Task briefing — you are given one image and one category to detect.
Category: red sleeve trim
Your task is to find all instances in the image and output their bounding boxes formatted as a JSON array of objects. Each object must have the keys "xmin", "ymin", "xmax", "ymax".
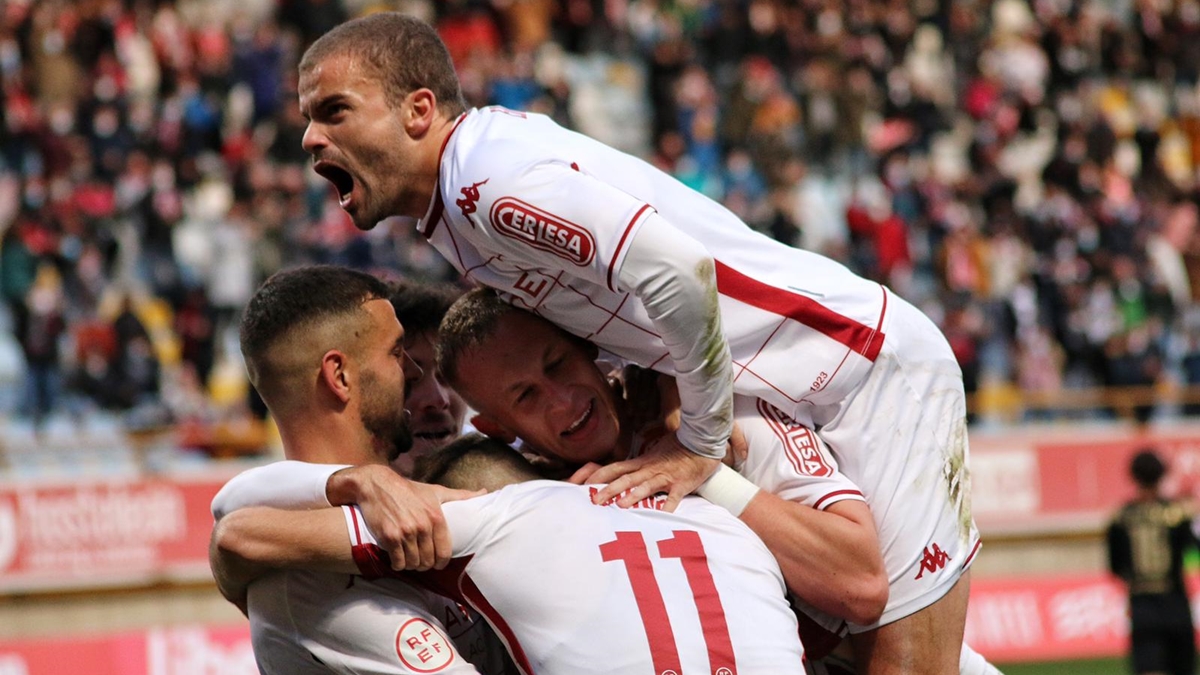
[
  {"xmin": 715, "ymin": 261, "xmax": 886, "ymax": 362},
  {"xmin": 351, "ymin": 543, "xmax": 393, "ymax": 580},
  {"xmin": 349, "ymin": 505, "xmax": 363, "ymax": 544},
  {"xmin": 813, "ymin": 489, "xmax": 864, "ymax": 511},
  {"xmin": 605, "ymin": 203, "xmax": 653, "ymax": 292}
]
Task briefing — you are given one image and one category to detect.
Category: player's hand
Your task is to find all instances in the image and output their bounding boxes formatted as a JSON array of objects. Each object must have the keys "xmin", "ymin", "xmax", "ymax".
[
  {"xmin": 326, "ymin": 464, "xmax": 482, "ymax": 571},
  {"xmin": 567, "ymin": 462, "xmax": 604, "ymax": 484},
  {"xmin": 586, "ymin": 434, "xmax": 720, "ymax": 512}
]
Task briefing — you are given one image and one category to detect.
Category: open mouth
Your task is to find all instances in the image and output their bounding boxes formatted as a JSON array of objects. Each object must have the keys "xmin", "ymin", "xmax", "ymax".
[
  {"xmin": 414, "ymin": 429, "xmax": 455, "ymax": 442},
  {"xmin": 313, "ymin": 160, "xmax": 355, "ymax": 207},
  {"xmin": 562, "ymin": 400, "xmax": 594, "ymax": 437}
]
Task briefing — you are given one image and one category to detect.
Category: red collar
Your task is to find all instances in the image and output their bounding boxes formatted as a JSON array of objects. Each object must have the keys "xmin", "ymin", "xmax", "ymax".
[{"xmin": 418, "ymin": 112, "xmax": 469, "ymax": 239}]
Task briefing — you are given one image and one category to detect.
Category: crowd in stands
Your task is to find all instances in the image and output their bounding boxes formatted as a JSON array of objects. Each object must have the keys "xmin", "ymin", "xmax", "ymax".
[{"xmin": 3, "ymin": 0, "xmax": 1200, "ymax": 433}]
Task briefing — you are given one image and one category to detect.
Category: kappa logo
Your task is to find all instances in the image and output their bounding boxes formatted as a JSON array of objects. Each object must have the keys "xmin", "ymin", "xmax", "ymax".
[
  {"xmin": 456, "ymin": 179, "xmax": 489, "ymax": 218},
  {"xmin": 914, "ymin": 543, "xmax": 951, "ymax": 580},
  {"xmin": 396, "ymin": 618, "xmax": 455, "ymax": 672},
  {"xmin": 490, "ymin": 197, "xmax": 596, "ymax": 266}
]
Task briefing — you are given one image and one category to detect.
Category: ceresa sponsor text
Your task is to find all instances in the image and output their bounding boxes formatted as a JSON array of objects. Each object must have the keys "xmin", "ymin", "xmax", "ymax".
[{"xmin": 489, "ymin": 197, "xmax": 596, "ymax": 266}]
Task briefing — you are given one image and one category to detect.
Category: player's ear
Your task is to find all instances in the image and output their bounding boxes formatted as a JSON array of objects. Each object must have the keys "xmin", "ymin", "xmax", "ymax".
[
  {"xmin": 404, "ymin": 88, "xmax": 437, "ymax": 136},
  {"xmin": 320, "ymin": 349, "xmax": 352, "ymax": 405},
  {"xmin": 471, "ymin": 413, "xmax": 517, "ymax": 444}
]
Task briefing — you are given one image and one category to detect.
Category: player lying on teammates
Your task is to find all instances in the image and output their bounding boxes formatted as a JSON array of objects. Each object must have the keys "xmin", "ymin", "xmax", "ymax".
[
  {"xmin": 298, "ymin": 13, "xmax": 977, "ymax": 674},
  {"xmin": 214, "ymin": 288, "xmax": 998, "ymax": 674},
  {"xmin": 208, "ymin": 266, "xmax": 511, "ymax": 675}
]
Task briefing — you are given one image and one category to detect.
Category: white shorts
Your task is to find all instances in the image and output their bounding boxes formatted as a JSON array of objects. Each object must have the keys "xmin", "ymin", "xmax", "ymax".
[{"xmin": 805, "ymin": 291, "xmax": 980, "ymax": 632}]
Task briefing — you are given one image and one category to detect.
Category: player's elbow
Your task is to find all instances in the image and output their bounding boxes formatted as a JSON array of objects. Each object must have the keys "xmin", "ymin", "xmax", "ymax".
[
  {"xmin": 211, "ymin": 509, "xmax": 267, "ymax": 565},
  {"xmin": 844, "ymin": 571, "xmax": 890, "ymax": 626}
]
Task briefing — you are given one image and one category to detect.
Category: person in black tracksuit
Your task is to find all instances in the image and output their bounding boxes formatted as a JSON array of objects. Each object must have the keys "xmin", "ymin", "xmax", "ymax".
[{"xmin": 1108, "ymin": 449, "xmax": 1198, "ymax": 675}]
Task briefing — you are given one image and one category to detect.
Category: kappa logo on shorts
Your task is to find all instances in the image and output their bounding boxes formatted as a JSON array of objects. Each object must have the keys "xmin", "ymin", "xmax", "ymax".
[
  {"xmin": 395, "ymin": 618, "xmax": 455, "ymax": 672},
  {"xmin": 490, "ymin": 197, "xmax": 596, "ymax": 266},
  {"xmin": 914, "ymin": 543, "xmax": 951, "ymax": 580}
]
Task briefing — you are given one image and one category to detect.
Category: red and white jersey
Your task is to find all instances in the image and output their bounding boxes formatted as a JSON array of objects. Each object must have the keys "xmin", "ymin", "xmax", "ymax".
[
  {"xmin": 214, "ymin": 463, "xmax": 510, "ymax": 675},
  {"xmin": 731, "ymin": 395, "xmax": 864, "ymax": 512},
  {"xmin": 347, "ymin": 481, "xmax": 805, "ymax": 675},
  {"xmin": 729, "ymin": 395, "xmax": 865, "ymax": 645},
  {"xmin": 248, "ymin": 570, "xmax": 504, "ymax": 675},
  {"xmin": 420, "ymin": 107, "xmax": 889, "ymax": 422}
]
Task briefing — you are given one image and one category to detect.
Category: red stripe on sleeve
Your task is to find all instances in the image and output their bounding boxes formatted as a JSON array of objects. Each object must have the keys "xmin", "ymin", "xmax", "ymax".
[
  {"xmin": 349, "ymin": 506, "xmax": 362, "ymax": 545},
  {"xmin": 606, "ymin": 204, "xmax": 653, "ymax": 292},
  {"xmin": 813, "ymin": 490, "xmax": 864, "ymax": 511},
  {"xmin": 714, "ymin": 261, "xmax": 885, "ymax": 361}
]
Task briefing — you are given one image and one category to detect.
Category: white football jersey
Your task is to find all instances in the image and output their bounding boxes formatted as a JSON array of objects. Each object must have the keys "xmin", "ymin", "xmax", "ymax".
[
  {"xmin": 729, "ymin": 395, "xmax": 864, "ymax": 645},
  {"xmin": 215, "ymin": 463, "xmax": 510, "ymax": 675},
  {"xmin": 731, "ymin": 395, "xmax": 864, "ymax": 511},
  {"xmin": 347, "ymin": 481, "xmax": 805, "ymax": 675},
  {"xmin": 420, "ymin": 107, "xmax": 889, "ymax": 423},
  {"xmin": 248, "ymin": 569, "xmax": 506, "ymax": 675}
]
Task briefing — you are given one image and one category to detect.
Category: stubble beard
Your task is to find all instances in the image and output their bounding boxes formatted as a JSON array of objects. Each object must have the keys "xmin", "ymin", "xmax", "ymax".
[{"xmin": 360, "ymin": 372, "xmax": 412, "ymax": 462}]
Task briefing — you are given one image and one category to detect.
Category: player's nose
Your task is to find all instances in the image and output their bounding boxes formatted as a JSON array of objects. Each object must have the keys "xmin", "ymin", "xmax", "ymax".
[
  {"xmin": 546, "ymin": 383, "xmax": 584, "ymax": 421},
  {"xmin": 302, "ymin": 121, "xmax": 328, "ymax": 154}
]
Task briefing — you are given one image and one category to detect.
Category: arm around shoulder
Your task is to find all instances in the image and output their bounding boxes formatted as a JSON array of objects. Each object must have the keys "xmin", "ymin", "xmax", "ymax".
[
  {"xmin": 740, "ymin": 492, "xmax": 888, "ymax": 625},
  {"xmin": 209, "ymin": 506, "xmax": 360, "ymax": 611}
]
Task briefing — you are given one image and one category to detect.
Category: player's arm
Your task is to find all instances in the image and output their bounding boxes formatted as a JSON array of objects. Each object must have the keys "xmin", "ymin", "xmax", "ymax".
[
  {"xmin": 589, "ymin": 216, "xmax": 733, "ymax": 510},
  {"xmin": 209, "ymin": 506, "xmax": 357, "ymax": 611},
  {"xmin": 211, "ymin": 460, "xmax": 346, "ymax": 519},
  {"xmin": 212, "ymin": 461, "xmax": 479, "ymax": 571},
  {"xmin": 740, "ymin": 489, "xmax": 888, "ymax": 625}
]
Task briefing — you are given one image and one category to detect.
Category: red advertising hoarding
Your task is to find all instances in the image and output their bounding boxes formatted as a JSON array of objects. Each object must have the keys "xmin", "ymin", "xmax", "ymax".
[
  {"xmin": 971, "ymin": 424, "xmax": 1200, "ymax": 533},
  {"xmin": 0, "ymin": 625, "xmax": 255, "ymax": 675},
  {"xmin": 0, "ymin": 473, "xmax": 235, "ymax": 592}
]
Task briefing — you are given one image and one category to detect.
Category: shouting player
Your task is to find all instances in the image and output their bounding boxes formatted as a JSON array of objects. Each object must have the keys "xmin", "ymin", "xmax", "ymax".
[{"xmin": 298, "ymin": 13, "xmax": 976, "ymax": 675}]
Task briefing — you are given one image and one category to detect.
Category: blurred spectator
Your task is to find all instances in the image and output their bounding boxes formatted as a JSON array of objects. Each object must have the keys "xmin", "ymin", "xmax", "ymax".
[
  {"xmin": 174, "ymin": 286, "xmax": 217, "ymax": 389},
  {"xmin": 19, "ymin": 264, "xmax": 65, "ymax": 430},
  {"xmin": 110, "ymin": 295, "xmax": 160, "ymax": 410}
]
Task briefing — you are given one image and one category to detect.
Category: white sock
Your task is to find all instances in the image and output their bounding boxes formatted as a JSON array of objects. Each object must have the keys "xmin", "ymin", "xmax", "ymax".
[{"xmin": 960, "ymin": 643, "xmax": 1004, "ymax": 675}]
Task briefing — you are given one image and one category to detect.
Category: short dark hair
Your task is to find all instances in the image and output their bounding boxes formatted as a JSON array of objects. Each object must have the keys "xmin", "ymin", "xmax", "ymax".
[
  {"xmin": 1130, "ymin": 449, "xmax": 1167, "ymax": 489},
  {"xmin": 389, "ymin": 281, "xmax": 463, "ymax": 340},
  {"xmin": 436, "ymin": 287, "xmax": 520, "ymax": 386},
  {"xmin": 413, "ymin": 433, "xmax": 540, "ymax": 491},
  {"xmin": 240, "ymin": 265, "xmax": 390, "ymax": 385},
  {"xmin": 300, "ymin": 13, "xmax": 466, "ymax": 117}
]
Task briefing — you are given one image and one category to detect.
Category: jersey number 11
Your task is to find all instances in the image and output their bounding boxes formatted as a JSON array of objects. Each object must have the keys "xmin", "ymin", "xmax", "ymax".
[{"xmin": 600, "ymin": 530, "xmax": 736, "ymax": 675}]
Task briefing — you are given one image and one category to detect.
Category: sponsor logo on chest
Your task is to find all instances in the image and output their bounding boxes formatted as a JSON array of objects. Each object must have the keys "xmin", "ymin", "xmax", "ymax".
[{"xmin": 489, "ymin": 197, "xmax": 596, "ymax": 266}]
